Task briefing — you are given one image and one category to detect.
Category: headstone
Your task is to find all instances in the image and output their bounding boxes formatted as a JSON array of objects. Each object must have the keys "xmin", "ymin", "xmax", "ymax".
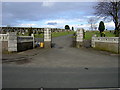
[
  {"xmin": 44, "ymin": 28, "xmax": 51, "ymax": 48},
  {"xmin": 76, "ymin": 28, "xmax": 84, "ymax": 48},
  {"xmin": 8, "ymin": 32, "xmax": 17, "ymax": 52}
]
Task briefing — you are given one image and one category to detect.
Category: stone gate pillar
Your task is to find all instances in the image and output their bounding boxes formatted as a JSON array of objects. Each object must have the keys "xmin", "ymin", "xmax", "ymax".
[
  {"xmin": 8, "ymin": 32, "xmax": 17, "ymax": 52},
  {"xmin": 44, "ymin": 28, "xmax": 51, "ymax": 48},
  {"xmin": 76, "ymin": 28, "xmax": 84, "ymax": 48}
]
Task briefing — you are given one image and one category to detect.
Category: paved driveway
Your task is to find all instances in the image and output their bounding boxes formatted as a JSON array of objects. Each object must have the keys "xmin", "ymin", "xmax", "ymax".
[{"xmin": 2, "ymin": 34, "xmax": 119, "ymax": 88}]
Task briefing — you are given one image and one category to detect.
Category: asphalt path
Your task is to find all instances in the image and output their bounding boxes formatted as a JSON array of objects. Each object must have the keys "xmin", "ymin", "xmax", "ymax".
[{"xmin": 2, "ymin": 34, "xmax": 119, "ymax": 88}]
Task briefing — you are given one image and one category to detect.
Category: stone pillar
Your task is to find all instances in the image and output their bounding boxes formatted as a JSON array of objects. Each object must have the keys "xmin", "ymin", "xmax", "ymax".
[
  {"xmin": 31, "ymin": 34, "xmax": 34, "ymax": 48},
  {"xmin": 44, "ymin": 28, "xmax": 51, "ymax": 48},
  {"xmin": 8, "ymin": 32, "xmax": 17, "ymax": 52},
  {"xmin": 91, "ymin": 36, "xmax": 96, "ymax": 48},
  {"xmin": 76, "ymin": 28, "xmax": 84, "ymax": 48}
]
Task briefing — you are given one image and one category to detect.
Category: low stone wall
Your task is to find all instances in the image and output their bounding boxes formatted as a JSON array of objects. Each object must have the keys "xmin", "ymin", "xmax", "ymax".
[
  {"xmin": 2, "ymin": 41, "xmax": 8, "ymax": 51},
  {"xmin": 17, "ymin": 42, "xmax": 33, "ymax": 52},
  {"xmin": 17, "ymin": 36, "xmax": 34, "ymax": 51},
  {"xmin": 0, "ymin": 33, "xmax": 34, "ymax": 52},
  {"xmin": 92, "ymin": 37, "xmax": 119, "ymax": 54},
  {"xmin": 0, "ymin": 34, "xmax": 8, "ymax": 41},
  {"xmin": 0, "ymin": 34, "xmax": 9, "ymax": 51}
]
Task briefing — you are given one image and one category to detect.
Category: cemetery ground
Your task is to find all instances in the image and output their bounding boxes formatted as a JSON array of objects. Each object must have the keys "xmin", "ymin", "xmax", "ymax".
[
  {"xmin": 2, "ymin": 33, "xmax": 119, "ymax": 88},
  {"xmin": 18, "ymin": 30, "xmax": 115, "ymax": 40}
]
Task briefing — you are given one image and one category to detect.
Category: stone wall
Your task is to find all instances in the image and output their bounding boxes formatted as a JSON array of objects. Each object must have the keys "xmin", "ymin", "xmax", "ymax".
[
  {"xmin": 8, "ymin": 32, "xmax": 17, "ymax": 52},
  {"xmin": 17, "ymin": 42, "xmax": 33, "ymax": 52},
  {"xmin": 92, "ymin": 37, "xmax": 119, "ymax": 54},
  {"xmin": 0, "ymin": 33, "xmax": 34, "ymax": 52},
  {"xmin": 17, "ymin": 36, "xmax": 34, "ymax": 51},
  {"xmin": 2, "ymin": 41, "xmax": 8, "ymax": 51},
  {"xmin": 0, "ymin": 34, "xmax": 8, "ymax": 51}
]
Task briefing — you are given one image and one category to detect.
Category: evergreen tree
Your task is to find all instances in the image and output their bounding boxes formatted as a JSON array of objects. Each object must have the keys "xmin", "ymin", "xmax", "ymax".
[
  {"xmin": 28, "ymin": 27, "xmax": 33, "ymax": 36},
  {"xmin": 65, "ymin": 25, "xmax": 70, "ymax": 30},
  {"xmin": 72, "ymin": 27, "xmax": 74, "ymax": 30},
  {"xmin": 98, "ymin": 21, "xmax": 105, "ymax": 37}
]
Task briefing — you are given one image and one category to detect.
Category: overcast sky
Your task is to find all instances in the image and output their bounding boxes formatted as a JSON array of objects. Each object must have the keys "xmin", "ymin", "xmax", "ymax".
[{"xmin": 2, "ymin": 1, "xmax": 115, "ymax": 30}]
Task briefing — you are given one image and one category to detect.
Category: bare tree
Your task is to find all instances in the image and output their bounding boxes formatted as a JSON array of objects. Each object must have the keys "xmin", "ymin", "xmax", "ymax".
[
  {"xmin": 88, "ymin": 17, "xmax": 98, "ymax": 31},
  {"xmin": 94, "ymin": 0, "xmax": 120, "ymax": 36}
]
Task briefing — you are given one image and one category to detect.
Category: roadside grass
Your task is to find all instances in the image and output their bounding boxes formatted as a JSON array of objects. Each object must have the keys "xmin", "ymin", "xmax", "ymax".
[{"xmin": 85, "ymin": 31, "xmax": 115, "ymax": 40}]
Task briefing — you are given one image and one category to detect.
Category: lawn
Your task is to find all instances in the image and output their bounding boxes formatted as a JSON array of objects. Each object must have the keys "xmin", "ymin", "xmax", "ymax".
[
  {"xmin": 52, "ymin": 31, "xmax": 75, "ymax": 37},
  {"xmin": 85, "ymin": 31, "xmax": 115, "ymax": 40},
  {"xmin": 34, "ymin": 31, "xmax": 75, "ymax": 38},
  {"xmin": 18, "ymin": 30, "xmax": 115, "ymax": 40}
]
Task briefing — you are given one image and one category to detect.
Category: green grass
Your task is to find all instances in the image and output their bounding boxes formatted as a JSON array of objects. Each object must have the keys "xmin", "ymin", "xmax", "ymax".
[
  {"xmin": 34, "ymin": 31, "xmax": 75, "ymax": 38},
  {"xmin": 52, "ymin": 31, "xmax": 75, "ymax": 37},
  {"xmin": 34, "ymin": 33, "xmax": 43, "ymax": 38},
  {"xmin": 18, "ymin": 33, "xmax": 29, "ymax": 36},
  {"xmin": 85, "ymin": 31, "xmax": 115, "ymax": 40},
  {"xmin": 18, "ymin": 30, "xmax": 116, "ymax": 40}
]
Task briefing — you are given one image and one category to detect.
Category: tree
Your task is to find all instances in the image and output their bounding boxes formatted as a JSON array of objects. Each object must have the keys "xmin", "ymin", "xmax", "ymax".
[
  {"xmin": 98, "ymin": 21, "xmax": 105, "ymax": 37},
  {"xmin": 94, "ymin": 1, "xmax": 120, "ymax": 36},
  {"xmin": 88, "ymin": 17, "xmax": 98, "ymax": 31},
  {"xmin": 94, "ymin": 26, "xmax": 97, "ymax": 31},
  {"xmin": 65, "ymin": 25, "xmax": 70, "ymax": 30},
  {"xmin": 28, "ymin": 27, "xmax": 33, "ymax": 36},
  {"xmin": 72, "ymin": 27, "xmax": 74, "ymax": 30}
]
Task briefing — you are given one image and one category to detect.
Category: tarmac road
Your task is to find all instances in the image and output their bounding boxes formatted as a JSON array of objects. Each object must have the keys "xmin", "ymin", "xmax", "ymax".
[{"xmin": 2, "ymin": 34, "xmax": 119, "ymax": 88}]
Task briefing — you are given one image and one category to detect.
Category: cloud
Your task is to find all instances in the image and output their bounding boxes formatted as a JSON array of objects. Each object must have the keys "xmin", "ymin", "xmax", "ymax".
[
  {"xmin": 3, "ymin": 2, "xmax": 114, "ymax": 30},
  {"xmin": 2, "ymin": 2, "xmax": 96, "ymax": 26},
  {"xmin": 19, "ymin": 23, "xmax": 38, "ymax": 27},
  {"xmin": 47, "ymin": 22, "xmax": 57, "ymax": 25},
  {"xmin": 105, "ymin": 21, "xmax": 115, "ymax": 30},
  {"xmin": 45, "ymin": 18, "xmax": 85, "ymax": 24},
  {"xmin": 42, "ymin": 2, "xmax": 55, "ymax": 7}
]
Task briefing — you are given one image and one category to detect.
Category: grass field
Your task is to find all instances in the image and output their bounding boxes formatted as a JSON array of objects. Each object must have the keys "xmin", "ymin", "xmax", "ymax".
[
  {"xmin": 18, "ymin": 30, "xmax": 116, "ymax": 40},
  {"xmin": 34, "ymin": 31, "xmax": 75, "ymax": 38},
  {"xmin": 85, "ymin": 31, "xmax": 115, "ymax": 40}
]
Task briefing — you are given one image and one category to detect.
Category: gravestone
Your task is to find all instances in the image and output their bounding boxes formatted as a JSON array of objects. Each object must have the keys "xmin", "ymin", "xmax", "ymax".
[
  {"xmin": 76, "ymin": 28, "xmax": 84, "ymax": 48},
  {"xmin": 44, "ymin": 28, "xmax": 51, "ymax": 48}
]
